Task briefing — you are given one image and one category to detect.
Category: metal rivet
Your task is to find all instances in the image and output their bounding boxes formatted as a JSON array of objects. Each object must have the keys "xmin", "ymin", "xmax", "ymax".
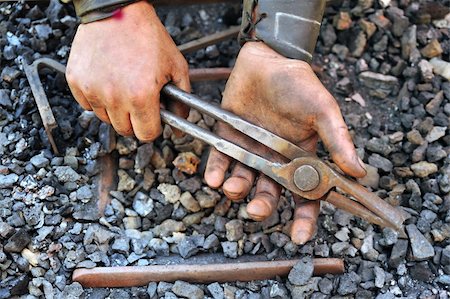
[{"xmin": 294, "ymin": 165, "xmax": 320, "ymax": 192}]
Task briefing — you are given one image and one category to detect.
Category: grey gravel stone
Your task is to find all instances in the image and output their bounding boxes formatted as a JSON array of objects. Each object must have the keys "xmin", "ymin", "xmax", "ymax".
[
  {"xmin": 172, "ymin": 280, "xmax": 204, "ymax": 299},
  {"xmin": 117, "ymin": 169, "xmax": 135, "ymax": 192},
  {"xmin": 0, "ymin": 90, "xmax": 11, "ymax": 108},
  {"xmin": 0, "ymin": 173, "xmax": 18, "ymax": 188},
  {"xmin": 441, "ymin": 246, "xmax": 450, "ymax": 265},
  {"xmin": 149, "ymin": 238, "xmax": 169, "ymax": 256},
  {"xmin": 338, "ymin": 271, "xmax": 361, "ymax": 295},
  {"xmin": 111, "ymin": 237, "xmax": 130, "ymax": 254},
  {"xmin": 270, "ymin": 282, "xmax": 289, "ymax": 298},
  {"xmin": 290, "ymin": 277, "xmax": 320, "ymax": 298},
  {"xmin": 359, "ymin": 71, "xmax": 399, "ymax": 98},
  {"xmin": 374, "ymin": 266, "xmax": 386, "ymax": 288},
  {"xmin": 54, "ymin": 166, "xmax": 81, "ymax": 183},
  {"xmin": 389, "ymin": 239, "xmax": 409, "ymax": 268},
  {"xmin": 368, "ymin": 153, "xmax": 393, "ymax": 172},
  {"xmin": 221, "ymin": 241, "xmax": 238, "ymax": 258},
  {"xmin": 406, "ymin": 224, "xmax": 435, "ymax": 261},
  {"xmin": 135, "ymin": 143, "xmax": 154, "ymax": 169},
  {"xmin": 361, "ymin": 233, "xmax": 379, "ymax": 261},
  {"xmin": 179, "ymin": 191, "xmax": 200, "ymax": 212},
  {"xmin": 147, "ymin": 282, "xmax": 157, "ymax": 298},
  {"xmin": 76, "ymin": 186, "xmax": 93, "ymax": 201},
  {"xmin": 203, "ymin": 234, "xmax": 220, "ymax": 250},
  {"xmin": 425, "ymin": 126, "xmax": 447, "ymax": 142},
  {"xmin": 153, "ymin": 219, "xmax": 185, "ymax": 237},
  {"xmin": 225, "ymin": 219, "xmax": 244, "ymax": 242},
  {"xmin": 132, "ymin": 192, "xmax": 154, "ymax": 217},
  {"xmin": 30, "ymin": 154, "xmax": 50, "ymax": 168},
  {"xmin": 178, "ymin": 235, "xmax": 204, "ymax": 258},
  {"xmin": 318, "ymin": 278, "xmax": 333, "ymax": 294},
  {"xmin": 61, "ymin": 282, "xmax": 84, "ymax": 299},
  {"xmin": 288, "ymin": 257, "xmax": 314, "ymax": 286},
  {"xmin": 4, "ymin": 229, "xmax": 31, "ymax": 253},
  {"xmin": 207, "ymin": 282, "xmax": 224, "ymax": 299},
  {"xmin": 157, "ymin": 183, "xmax": 181, "ymax": 203}
]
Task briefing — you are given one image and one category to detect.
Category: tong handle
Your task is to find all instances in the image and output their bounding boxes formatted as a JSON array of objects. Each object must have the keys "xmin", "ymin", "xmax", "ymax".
[
  {"xmin": 331, "ymin": 173, "xmax": 408, "ymax": 232},
  {"xmin": 162, "ymin": 85, "xmax": 310, "ymax": 160}
]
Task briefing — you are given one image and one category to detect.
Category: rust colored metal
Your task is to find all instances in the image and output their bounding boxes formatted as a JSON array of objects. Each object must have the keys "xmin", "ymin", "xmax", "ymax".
[
  {"xmin": 178, "ymin": 26, "xmax": 240, "ymax": 54},
  {"xmin": 24, "ymin": 58, "xmax": 65, "ymax": 154},
  {"xmin": 189, "ymin": 67, "xmax": 232, "ymax": 82},
  {"xmin": 73, "ymin": 258, "xmax": 344, "ymax": 288},
  {"xmin": 96, "ymin": 154, "xmax": 117, "ymax": 215}
]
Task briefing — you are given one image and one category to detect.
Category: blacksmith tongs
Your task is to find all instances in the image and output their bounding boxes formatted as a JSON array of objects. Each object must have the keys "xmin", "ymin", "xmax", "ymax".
[{"xmin": 161, "ymin": 84, "xmax": 408, "ymax": 236}]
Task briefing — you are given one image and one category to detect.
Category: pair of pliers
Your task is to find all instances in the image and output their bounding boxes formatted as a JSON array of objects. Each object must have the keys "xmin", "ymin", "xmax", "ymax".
[{"xmin": 161, "ymin": 85, "xmax": 408, "ymax": 237}]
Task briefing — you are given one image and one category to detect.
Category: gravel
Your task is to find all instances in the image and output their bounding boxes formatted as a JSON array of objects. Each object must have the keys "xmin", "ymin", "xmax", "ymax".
[{"xmin": 0, "ymin": 0, "xmax": 449, "ymax": 297}]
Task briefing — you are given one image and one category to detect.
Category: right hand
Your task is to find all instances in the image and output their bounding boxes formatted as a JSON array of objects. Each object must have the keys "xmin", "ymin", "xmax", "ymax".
[{"xmin": 66, "ymin": 1, "xmax": 190, "ymax": 142}]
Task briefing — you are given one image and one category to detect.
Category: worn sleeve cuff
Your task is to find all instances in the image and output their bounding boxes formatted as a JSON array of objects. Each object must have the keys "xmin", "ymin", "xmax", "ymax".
[{"xmin": 239, "ymin": 0, "xmax": 326, "ymax": 63}]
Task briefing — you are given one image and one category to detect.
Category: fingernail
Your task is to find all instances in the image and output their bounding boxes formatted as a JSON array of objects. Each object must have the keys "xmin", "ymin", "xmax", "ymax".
[
  {"xmin": 357, "ymin": 157, "xmax": 367, "ymax": 174},
  {"xmin": 226, "ymin": 191, "xmax": 240, "ymax": 198},
  {"xmin": 293, "ymin": 233, "xmax": 309, "ymax": 245}
]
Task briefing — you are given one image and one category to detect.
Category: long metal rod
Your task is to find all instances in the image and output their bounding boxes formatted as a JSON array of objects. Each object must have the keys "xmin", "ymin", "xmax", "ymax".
[
  {"xmin": 73, "ymin": 258, "xmax": 344, "ymax": 287},
  {"xmin": 179, "ymin": 26, "xmax": 240, "ymax": 54},
  {"xmin": 189, "ymin": 67, "xmax": 232, "ymax": 82}
]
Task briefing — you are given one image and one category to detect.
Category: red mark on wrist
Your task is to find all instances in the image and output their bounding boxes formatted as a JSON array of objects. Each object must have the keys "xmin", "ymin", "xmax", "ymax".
[{"xmin": 112, "ymin": 8, "xmax": 123, "ymax": 20}]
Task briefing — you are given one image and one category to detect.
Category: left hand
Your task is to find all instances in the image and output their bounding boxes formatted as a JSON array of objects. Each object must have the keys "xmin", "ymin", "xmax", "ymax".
[{"xmin": 204, "ymin": 42, "xmax": 366, "ymax": 245}]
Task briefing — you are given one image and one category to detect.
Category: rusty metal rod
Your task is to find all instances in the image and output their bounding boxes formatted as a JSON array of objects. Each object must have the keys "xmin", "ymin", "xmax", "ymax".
[
  {"xmin": 96, "ymin": 154, "xmax": 117, "ymax": 215},
  {"xmin": 178, "ymin": 26, "xmax": 240, "ymax": 54},
  {"xmin": 189, "ymin": 67, "xmax": 232, "ymax": 82},
  {"xmin": 73, "ymin": 258, "xmax": 344, "ymax": 287}
]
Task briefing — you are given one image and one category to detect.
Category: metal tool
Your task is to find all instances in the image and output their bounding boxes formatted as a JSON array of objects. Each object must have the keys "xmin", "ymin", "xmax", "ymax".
[
  {"xmin": 73, "ymin": 254, "xmax": 344, "ymax": 287},
  {"xmin": 160, "ymin": 85, "xmax": 409, "ymax": 236},
  {"xmin": 24, "ymin": 57, "xmax": 408, "ymax": 235}
]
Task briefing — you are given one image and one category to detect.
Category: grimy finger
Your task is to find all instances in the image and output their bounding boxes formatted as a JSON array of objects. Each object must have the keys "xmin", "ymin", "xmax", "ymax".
[
  {"xmin": 107, "ymin": 109, "xmax": 133, "ymax": 137},
  {"xmin": 316, "ymin": 108, "xmax": 366, "ymax": 178},
  {"xmin": 246, "ymin": 175, "xmax": 281, "ymax": 221},
  {"xmin": 129, "ymin": 93, "xmax": 162, "ymax": 142},
  {"xmin": 204, "ymin": 147, "xmax": 233, "ymax": 188},
  {"xmin": 92, "ymin": 107, "xmax": 111, "ymax": 124},
  {"xmin": 68, "ymin": 85, "xmax": 92, "ymax": 111},
  {"xmin": 223, "ymin": 162, "xmax": 256, "ymax": 201},
  {"xmin": 290, "ymin": 195, "xmax": 320, "ymax": 245}
]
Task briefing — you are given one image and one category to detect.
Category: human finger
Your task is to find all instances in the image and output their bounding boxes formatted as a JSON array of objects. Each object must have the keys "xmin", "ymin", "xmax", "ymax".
[
  {"xmin": 316, "ymin": 105, "xmax": 366, "ymax": 178},
  {"xmin": 129, "ymin": 90, "xmax": 162, "ymax": 142},
  {"xmin": 204, "ymin": 147, "xmax": 233, "ymax": 188},
  {"xmin": 223, "ymin": 162, "xmax": 256, "ymax": 201},
  {"xmin": 290, "ymin": 195, "xmax": 320, "ymax": 245},
  {"xmin": 246, "ymin": 175, "xmax": 281, "ymax": 221}
]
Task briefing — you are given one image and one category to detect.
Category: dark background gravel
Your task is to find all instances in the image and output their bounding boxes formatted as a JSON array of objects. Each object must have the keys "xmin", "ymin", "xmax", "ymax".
[{"xmin": 0, "ymin": 0, "xmax": 449, "ymax": 298}]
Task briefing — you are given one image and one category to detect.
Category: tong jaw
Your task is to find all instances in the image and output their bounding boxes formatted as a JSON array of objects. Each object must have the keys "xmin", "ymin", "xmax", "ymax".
[{"xmin": 272, "ymin": 157, "xmax": 408, "ymax": 234}]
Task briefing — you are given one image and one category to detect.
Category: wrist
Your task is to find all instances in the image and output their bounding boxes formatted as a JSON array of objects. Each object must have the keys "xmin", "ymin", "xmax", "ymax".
[
  {"xmin": 72, "ymin": 0, "xmax": 153, "ymax": 23},
  {"xmin": 239, "ymin": 0, "xmax": 326, "ymax": 64}
]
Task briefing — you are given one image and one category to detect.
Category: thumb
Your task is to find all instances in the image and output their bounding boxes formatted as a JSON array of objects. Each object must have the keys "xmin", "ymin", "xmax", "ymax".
[{"xmin": 316, "ymin": 109, "xmax": 366, "ymax": 178}]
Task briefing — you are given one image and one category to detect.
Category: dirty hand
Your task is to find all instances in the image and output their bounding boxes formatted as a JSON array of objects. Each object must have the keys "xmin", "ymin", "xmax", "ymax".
[
  {"xmin": 66, "ymin": 1, "xmax": 190, "ymax": 142},
  {"xmin": 204, "ymin": 42, "xmax": 367, "ymax": 245}
]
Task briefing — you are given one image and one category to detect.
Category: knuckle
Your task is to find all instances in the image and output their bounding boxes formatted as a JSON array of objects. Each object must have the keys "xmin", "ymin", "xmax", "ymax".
[
  {"xmin": 115, "ymin": 127, "xmax": 134, "ymax": 137},
  {"xmin": 136, "ymin": 130, "xmax": 159, "ymax": 142},
  {"xmin": 65, "ymin": 69, "xmax": 78, "ymax": 87}
]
